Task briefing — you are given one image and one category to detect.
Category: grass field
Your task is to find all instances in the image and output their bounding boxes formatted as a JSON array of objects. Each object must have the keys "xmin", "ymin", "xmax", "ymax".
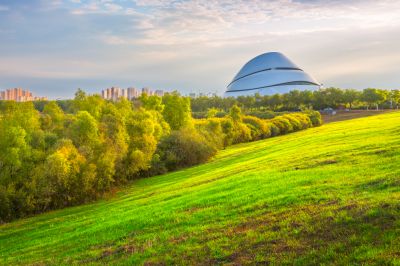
[{"xmin": 1, "ymin": 112, "xmax": 400, "ymax": 265}]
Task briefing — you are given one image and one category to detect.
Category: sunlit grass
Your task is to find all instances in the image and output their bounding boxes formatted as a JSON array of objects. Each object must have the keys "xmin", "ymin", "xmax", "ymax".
[{"xmin": 1, "ymin": 112, "xmax": 400, "ymax": 265}]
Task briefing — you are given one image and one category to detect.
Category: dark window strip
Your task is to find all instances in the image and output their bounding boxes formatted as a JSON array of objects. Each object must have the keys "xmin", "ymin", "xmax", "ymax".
[
  {"xmin": 226, "ymin": 81, "xmax": 320, "ymax": 93},
  {"xmin": 228, "ymin": 67, "xmax": 303, "ymax": 87},
  {"xmin": 274, "ymin": 67, "xmax": 302, "ymax": 70}
]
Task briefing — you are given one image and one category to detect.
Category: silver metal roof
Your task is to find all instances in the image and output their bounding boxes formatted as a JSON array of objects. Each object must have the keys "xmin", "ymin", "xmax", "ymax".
[{"xmin": 226, "ymin": 52, "xmax": 320, "ymax": 96}]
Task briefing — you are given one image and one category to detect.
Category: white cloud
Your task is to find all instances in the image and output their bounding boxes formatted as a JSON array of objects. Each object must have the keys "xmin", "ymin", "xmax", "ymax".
[
  {"xmin": 66, "ymin": 0, "xmax": 400, "ymax": 49},
  {"xmin": 2, "ymin": 0, "xmax": 400, "ymax": 95}
]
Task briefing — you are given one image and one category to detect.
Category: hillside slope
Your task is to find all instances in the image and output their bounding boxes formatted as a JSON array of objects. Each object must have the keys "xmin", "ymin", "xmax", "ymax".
[{"xmin": 1, "ymin": 112, "xmax": 400, "ymax": 265}]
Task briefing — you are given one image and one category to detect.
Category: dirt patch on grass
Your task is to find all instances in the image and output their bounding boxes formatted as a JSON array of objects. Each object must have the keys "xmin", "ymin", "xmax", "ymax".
[
  {"xmin": 322, "ymin": 110, "xmax": 396, "ymax": 124},
  {"xmin": 355, "ymin": 176, "xmax": 400, "ymax": 192},
  {"xmin": 163, "ymin": 202, "xmax": 399, "ymax": 265},
  {"xmin": 182, "ymin": 206, "xmax": 206, "ymax": 215},
  {"xmin": 84, "ymin": 200, "xmax": 399, "ymax": 265},
  {"xmin": 293, "ymin": 158, "xmax": 339, "ymax": 171}
]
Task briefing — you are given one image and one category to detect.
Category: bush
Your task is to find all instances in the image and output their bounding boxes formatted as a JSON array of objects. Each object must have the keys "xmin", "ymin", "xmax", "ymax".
[
  {"xmin": 281, "ymin": 115, "xmax": 302, "ymax": 131},
  {"xmin": 266, "ymin": 122, "xmax": 280, "ymax": 137},
  {"xmin": 271, "ymin": 117, "xmax": 293, "ymax": 134},
  {"xmin": 305, "ymin": 110, "xmax": 322, "ymax": 126},
  {"xmin": 242, "ymin": 116, "xmax": 271, "ymax": 140},
  {"xmin": 156, "ymin": 127, "xmax": 217, "ymax": 171},
  {"xmin": 231, "ymin": 122, "xmax": 252, "ymax": 144},
  {"xmin": 291, "ymin": 113, "xmax": 313, "ymax": 129},
  {"xmin": 195, "ymin": 118, "xmax": 225, "ymax": 149}
]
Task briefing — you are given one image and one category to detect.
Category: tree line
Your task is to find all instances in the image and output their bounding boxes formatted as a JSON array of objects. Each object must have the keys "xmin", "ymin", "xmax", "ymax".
[
  {"xmin": 0, "ymin": 90, "xmax": 321, "ymax": 222},
  {"xmin": 191, "ymin": 88, "xmax": 400, "ymax": 113}
]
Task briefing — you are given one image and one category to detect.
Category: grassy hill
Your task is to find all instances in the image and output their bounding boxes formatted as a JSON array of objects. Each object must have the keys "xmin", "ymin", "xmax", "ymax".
[{"xmin": 1, "ymin": 112, "xmax": 400, "ymax": 265}]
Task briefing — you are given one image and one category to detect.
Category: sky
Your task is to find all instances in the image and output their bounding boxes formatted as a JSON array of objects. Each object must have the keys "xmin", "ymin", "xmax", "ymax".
[{"xmin": 0, "ymin": 0, "xmax": 400, "ymax": 99}]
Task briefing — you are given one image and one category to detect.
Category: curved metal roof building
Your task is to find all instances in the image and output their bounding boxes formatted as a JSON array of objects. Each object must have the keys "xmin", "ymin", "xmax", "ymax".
[{"xmin": 225, "ymin": 52, "xmax": 321, "ymax": 97}]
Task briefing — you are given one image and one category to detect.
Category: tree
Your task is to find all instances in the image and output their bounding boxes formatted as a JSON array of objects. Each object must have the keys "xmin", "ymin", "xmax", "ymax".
[
  {"xmin": 0, "ymin": 125, "xmax": 29, "ymax": 182},
  {"xmin": 299, "ymin": 90, "xmax": 314, "ymax": 110},
  {"xmin": 324, "ymin": 87, "xmax": 345, "ymax": 108},
  {"xmin": 139, "ymin": 93, "xmax": 164, "ymax": 112},
  {"xmin": 162, "ymin": 92, "xmax": 192, "ymax": 130},
  {"xmin": 362, "ymin": 88, "xmax": 386, "ymax": 110},
  {"xmin": 74, "ymin": 88, "xmax": 86, "ymax": 101},
  {"xmin": 206, "ymin": 108, "xmax": 218, "ymax": 118},
  {"xmin": 229, "ymin": 105, "xmax": 242, "ymax": 123},
  {"xmin": 42, "ymin": 102, "xmax": 65, "ymax": 133},
  {"xmin": 390, "ymin": 90, "xmax": 400, "ymax": 109},
  {"xmin": 123, "ymin": 109, "xmax": 160, "ymax": 178},
  {"xmin": 69, "ymin": 111, "xmax": 99, "ymax": 149},
  {"xmin": 343, "ymin": 89, "xmax": 361, "ymax": 109},
  {"xmin": 287, "ymin": 90, "xmax": 302, "ymax": 110},
  {"xmin": 267, "ymin": 94, "xmax": 282, "ymax": 111},
  {"xmin": 44, "ymin": 139, "xmax": 89, "ymax": 207}
]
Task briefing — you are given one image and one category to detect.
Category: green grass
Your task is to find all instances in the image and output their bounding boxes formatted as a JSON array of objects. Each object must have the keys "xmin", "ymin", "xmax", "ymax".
[{"xmin": 1, "ymin": 112, "xmax": 400, "ymax": 265}]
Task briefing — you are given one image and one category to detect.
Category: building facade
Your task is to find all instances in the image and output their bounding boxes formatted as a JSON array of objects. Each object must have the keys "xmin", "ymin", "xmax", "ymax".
[
  {"xmin": 101, "ymin": 87, "xmax": 164, "ymax": 101},
  {"xmin": 0, "ymin": 88, "xmax": 47, "ymax": 101}
]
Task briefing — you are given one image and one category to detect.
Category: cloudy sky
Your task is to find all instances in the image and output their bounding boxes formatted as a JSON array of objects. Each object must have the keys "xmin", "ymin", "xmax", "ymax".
[{"xmin": 1, "ymin": 0, "xmax": 400, "ymax": 99}]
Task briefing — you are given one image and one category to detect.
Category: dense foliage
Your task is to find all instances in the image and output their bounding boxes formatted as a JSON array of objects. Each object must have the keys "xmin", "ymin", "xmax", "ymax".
[
  {"xmin": 2, "ymin": 111, "xmax": 399, "ymax": 265},
  {"xmin": 191, "ymin": 88, "xmax": 400, "ymax": 114},
  {"xmin": 0, "ymin": 91, "xmax": 321, "ymax": 222}
]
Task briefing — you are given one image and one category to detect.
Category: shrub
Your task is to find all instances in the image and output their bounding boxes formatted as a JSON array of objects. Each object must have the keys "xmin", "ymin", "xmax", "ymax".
[
  {"xmin": 242, "ymin": 116, "xmax": 271, "ymax": 140},
  {"xmin": 282, "ymin": 115, "xmax": 302, "ymax": 131},
  {"xmin": 291, "ymin": 113, "xmax": 313, "ymax": 129},
  {"xmin": 265, "ymin": 122, "xmax": 280, "ymax": 137},
  {"xmin": 156, "ymin": 127, "xmax": 217, "ymax": 171},
  {"xmin": 220, "ymin": 118, "xmax": 234, "ymax": 146},
  {"xmin": 271, "ymin": 117, "xmax": 293, "ymax": 134},
  {"xmin": 202, "ymin": 118, "xmax": 225, "ymax": 149},
  {"xmin": 305, "ymin": 110, "xmax": 323, "ymax": 126},
  {"xmin": 231, "ymin": 122, "xmax": 252, "ymax": 144}
]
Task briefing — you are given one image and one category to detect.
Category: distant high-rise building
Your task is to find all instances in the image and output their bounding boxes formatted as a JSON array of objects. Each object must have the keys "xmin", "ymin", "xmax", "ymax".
[
  {"xmin": 154, "ymin": 90, "xmax": 164, "ymax": 97},
  {"xmin": 122, "ymin": 88, "xmax": 128, "ymax": 99},
  {"xmin": 127, "ymin": 87, "xmax": 140, "ymax": 99},
  {"xmin": 100, "ymin": 86, "xmax": 164, "ymax": 101},
  {"xmin": 142, "ymin": 87, "xmax": 150, "ymax": 95},
  {"xmin": 112, "ymin": 87, "xmax": 121, "ymax": 101},
  {"xmin": 0, "ymin": 88, "xmax": 47, "ymax": 102}
]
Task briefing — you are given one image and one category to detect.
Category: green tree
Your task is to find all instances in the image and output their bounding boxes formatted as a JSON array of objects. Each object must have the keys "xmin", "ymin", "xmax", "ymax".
[
  {"xmin": 206, "ymin": 108, "xmax": 218, "ymax": 118},
  {"xmin": 362, "ymin": 88, "xmax": 386, "ymax": 110},
  {"xmin": 267, "ymin": 94, "xmax": 282, "ymax": 111},
  {"xmin": 69, "ymin": 111, "xmax": 99, "ymax": 149},
  {"xmin": 44, "ymin": 139, "xmax": 89, "ymax": 207},
  {"xmin": 42, "ymin": 102, "xmax": 65, "ymax": 133},
  {"xmin": 162, "ymin": 92, "xmax": 191, "ymax": 130},
  {"xmin": 343, "ymin": 89, "xmax": 361, "ymax": 109},
  {"xmin": 229, "ymin": 105, "xmax": 242, "ymax": 123},
  {"xmin": 390, "ymin": 90, "xmax": 400, "ymax": 109},
  {"xmin": 140, "ymin": 93, "xmax": 164, "ymax": 112}
]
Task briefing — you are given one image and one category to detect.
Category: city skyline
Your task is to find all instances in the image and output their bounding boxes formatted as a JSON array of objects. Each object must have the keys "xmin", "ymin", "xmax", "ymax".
[
  {"xmin": 101, "ymin": 86, "xmax": 164, "ymax": 101},
  {"xmin": 0, "ymin": 88, "xmax": 47, "ymax": 102},
  {"xmin": 1, "ymin": 1, "xmax": 400, "ymax": 99}
]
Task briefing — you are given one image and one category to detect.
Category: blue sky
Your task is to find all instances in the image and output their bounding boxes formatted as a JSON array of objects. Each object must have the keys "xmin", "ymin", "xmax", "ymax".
[{"xmin": 1, "ymin": 0, "xmax": 400, "ymax": 99}]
